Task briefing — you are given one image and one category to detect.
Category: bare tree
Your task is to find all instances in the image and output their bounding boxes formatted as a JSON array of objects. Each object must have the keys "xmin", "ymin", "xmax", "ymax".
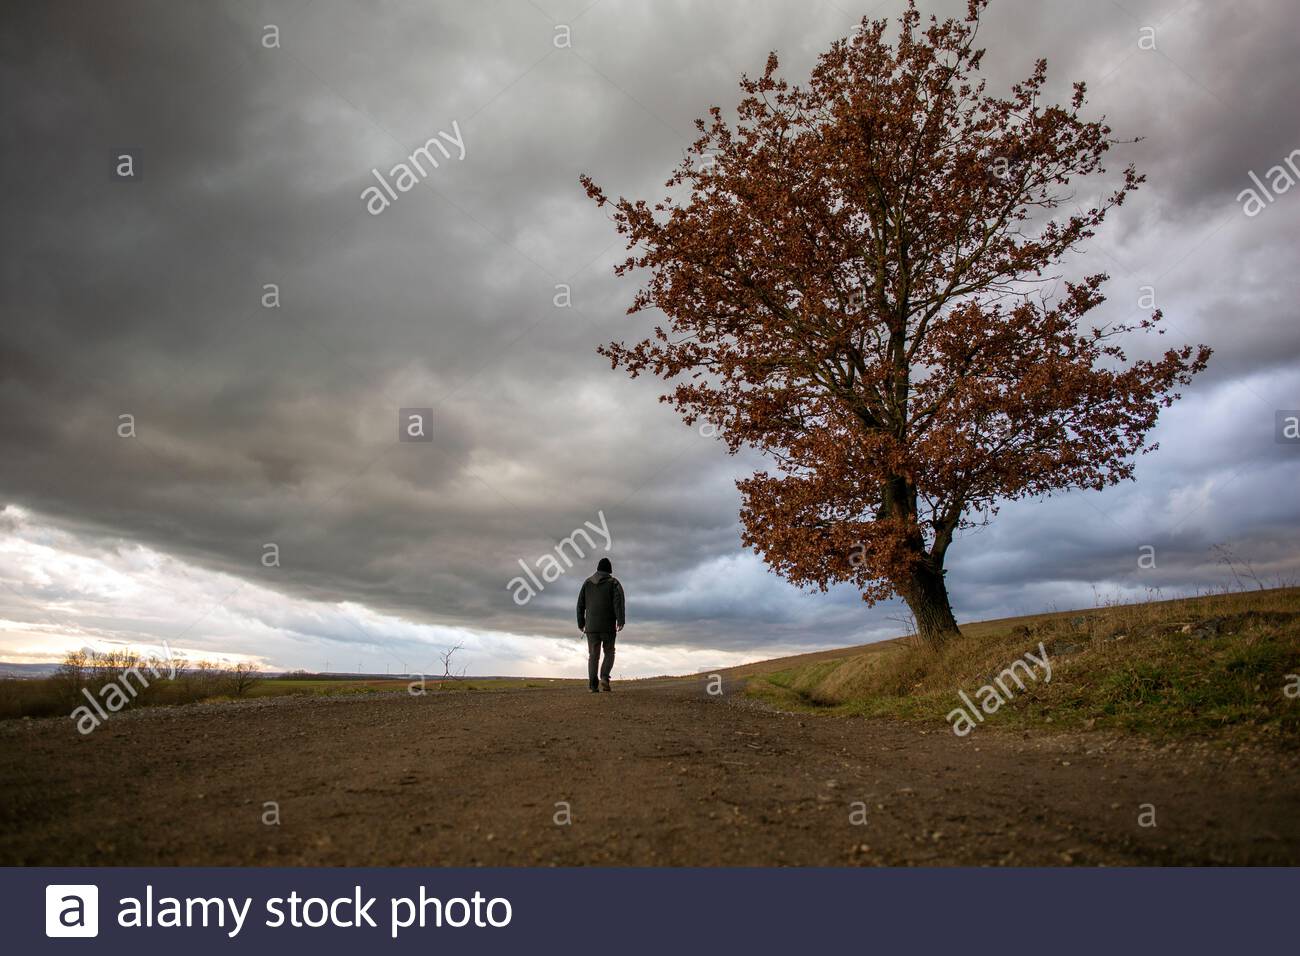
[
  {"xmin": 51, "ymin": 649, "xmax": 90, "ymax": 708},
  {"xmin": 227, "ymin": 661, "xmax": 261, "ymax": 697},
  {"xmin": 437, "ymin": 643, "xmax": 467, "ymax": 691},
  {"xmin": 188, "ymin": 659, "xmax": 225, "ymax": 698}
]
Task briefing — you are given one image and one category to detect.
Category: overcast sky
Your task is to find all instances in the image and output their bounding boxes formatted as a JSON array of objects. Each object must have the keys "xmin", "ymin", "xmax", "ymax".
[{"xmin": 1, "ymin": 0, "xmax": 1297, "ymax": 677}]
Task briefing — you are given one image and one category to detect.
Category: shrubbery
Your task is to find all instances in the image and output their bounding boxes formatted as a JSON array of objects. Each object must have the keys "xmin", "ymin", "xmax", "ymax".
[{"xmin": 0, "ymin": 649, "xmax": 261, "ymax": 721}]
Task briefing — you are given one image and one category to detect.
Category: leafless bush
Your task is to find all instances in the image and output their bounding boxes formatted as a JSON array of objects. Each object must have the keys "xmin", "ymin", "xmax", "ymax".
[
  {"xmin": 45, "ymin": 647, "xmax": 174, "ymax": 711},
  {"xmin": 50, "ymin": 649, "xmax": 91, "ymax": 709},
  {"xmin": 438, "ymin": 643, "xmax": 466, "ymax": 690},
  {"xmin": 1213, "ymin": 543, "xmax": 1266, "ymax": 592},
  {"xmin": 226, "ymin": 661, "xmax": 261, "ymax": 697}
]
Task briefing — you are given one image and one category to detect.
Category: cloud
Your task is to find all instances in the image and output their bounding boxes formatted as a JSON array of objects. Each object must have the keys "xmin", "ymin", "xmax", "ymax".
[
  {"xmin": 0, "ymin": 506, "xmax": 784, "ymax": 676},
  {"xmin": 1, "ymin": 0, "xmax": 1297, "ymax": 671}
]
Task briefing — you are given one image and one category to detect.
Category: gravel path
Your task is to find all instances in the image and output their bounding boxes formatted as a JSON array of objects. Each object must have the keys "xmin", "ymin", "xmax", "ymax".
[{"xmin": 2, "ymin": 679, "xmax": 1297, "ymax": 865}]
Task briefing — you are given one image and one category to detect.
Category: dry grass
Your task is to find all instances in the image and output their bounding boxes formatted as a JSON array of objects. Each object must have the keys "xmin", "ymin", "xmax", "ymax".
[{"xmin": 747, "ymin": 587, "xmax": 1300, "ymax": 743}]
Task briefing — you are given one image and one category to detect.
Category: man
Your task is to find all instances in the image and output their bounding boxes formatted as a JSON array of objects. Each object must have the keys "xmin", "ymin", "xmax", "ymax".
[{"xmin": 576, "ymin": 557, "xmax": 624, "ymax": 693}]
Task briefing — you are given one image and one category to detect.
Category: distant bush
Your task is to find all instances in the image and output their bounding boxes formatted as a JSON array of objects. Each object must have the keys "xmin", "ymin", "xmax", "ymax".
[
  {"xmin": 227, "ymin": 661, "xmax": 260, "ymax": 697},
  {"xmin": 0, "ymin": 649, "xmax": 263, "ymax": 723},
  {"xmin": 0, "ymin": 677, "xmax": 66, "ymax": 719}
]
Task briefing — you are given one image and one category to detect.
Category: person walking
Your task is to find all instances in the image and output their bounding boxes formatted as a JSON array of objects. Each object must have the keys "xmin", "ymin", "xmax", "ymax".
[{"xmin": 577, "ymin": 557, "xmax": 624, "ymax": 693}]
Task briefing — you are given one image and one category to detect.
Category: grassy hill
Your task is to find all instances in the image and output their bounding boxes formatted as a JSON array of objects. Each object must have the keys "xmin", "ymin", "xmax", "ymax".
[{"xmin": 738, "ymin": 587, "xmax": 1300, "ymax": 743}]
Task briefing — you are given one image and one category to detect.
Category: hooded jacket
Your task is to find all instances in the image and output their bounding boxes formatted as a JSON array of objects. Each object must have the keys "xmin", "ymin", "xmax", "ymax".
[{"xmin": 577, "ymin": 570, "xmax": 625, "ymax": 634}]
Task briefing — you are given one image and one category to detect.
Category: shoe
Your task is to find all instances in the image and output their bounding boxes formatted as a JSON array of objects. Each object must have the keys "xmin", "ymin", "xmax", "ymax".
[
  {"xmin": 599, "ymin": 680, "xmax": 611, "ymax": 693},
  {"xmin": 589, "ymin": 686, "xmax": 600, "ymax": 693}
]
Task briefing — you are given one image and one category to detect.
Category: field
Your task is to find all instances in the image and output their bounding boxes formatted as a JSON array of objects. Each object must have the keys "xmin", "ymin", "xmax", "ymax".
[
  {"xmin": 1, "ymin": 588, "xmax": 1297, "ymax": 866},
  {"xmin": 244, "ymin": 678, "xmax": 572, "ymax": 698},
  {"xmin": 0, "ymin": 670, "xmax": 573, "ymax": 720}
]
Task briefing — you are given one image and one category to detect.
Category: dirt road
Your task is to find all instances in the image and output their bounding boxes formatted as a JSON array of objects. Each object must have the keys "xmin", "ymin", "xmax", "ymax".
[{"xmin": 2, "ymin": 678, "xmax": 1297, "ymax": 865}]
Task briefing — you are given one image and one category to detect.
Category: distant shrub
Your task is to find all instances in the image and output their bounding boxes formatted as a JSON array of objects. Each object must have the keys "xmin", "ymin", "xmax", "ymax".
[
  {"xmin": 226, "ymin": 662, "xmax": 260, "ymax": 697},
  {"xmin": 0, "ymin": 649, "xmax": 264, "ymax": 722}
]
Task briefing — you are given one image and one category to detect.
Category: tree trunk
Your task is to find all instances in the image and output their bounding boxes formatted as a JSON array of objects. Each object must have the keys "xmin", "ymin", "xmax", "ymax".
[{"xmin": 900, "ymin": 563, "xmax": 961, "ymax": 651}]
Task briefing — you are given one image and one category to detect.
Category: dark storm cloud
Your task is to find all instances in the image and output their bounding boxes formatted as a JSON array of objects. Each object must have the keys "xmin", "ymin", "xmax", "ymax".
[{"xmin": 1, "ymin": 0, "xmax": 1297, "ymax": 666}]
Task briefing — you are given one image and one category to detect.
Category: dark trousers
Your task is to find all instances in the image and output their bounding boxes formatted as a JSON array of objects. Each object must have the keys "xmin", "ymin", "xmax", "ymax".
[{"xmin": 586, "ymin": 631, "xmax": 615, "ymax": 688}]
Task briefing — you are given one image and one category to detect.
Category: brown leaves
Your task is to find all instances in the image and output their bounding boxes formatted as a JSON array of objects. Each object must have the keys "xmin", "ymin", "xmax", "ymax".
[{"xmin": 581, "ymin": 0, "xmax": 1209, "ymax": 628}]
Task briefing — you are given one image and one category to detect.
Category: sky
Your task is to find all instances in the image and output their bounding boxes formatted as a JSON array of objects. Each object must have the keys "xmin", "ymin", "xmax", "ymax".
[{"xmin": 1, "ymin": 0, "xmax": 1297, "ymax": 678}]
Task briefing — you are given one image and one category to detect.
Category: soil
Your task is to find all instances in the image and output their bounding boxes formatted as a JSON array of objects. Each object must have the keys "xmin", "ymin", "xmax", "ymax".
[{"xmin": 2, "ymin": 677, "xmax": 1297, "ymax": 865}]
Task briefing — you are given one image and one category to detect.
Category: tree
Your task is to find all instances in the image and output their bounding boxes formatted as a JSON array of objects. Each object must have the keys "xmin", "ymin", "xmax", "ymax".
[
  {"xmin": 582, "ymin": 0, "xmax": 1209, "ymax": 650},
  {"xmin": 437, "ymin": 643, "xmax": 466, "ymax": 690},
  {"xmin": 227, "ymin": 661, "xmax": 261, "ymax": 697},
  {"xmin": 190, "ymin": 658, "xmax": 226, "ymax": 697},
  {"xmin": 52, "ymin": 649, "xmax": 90, "ymax": 709}
]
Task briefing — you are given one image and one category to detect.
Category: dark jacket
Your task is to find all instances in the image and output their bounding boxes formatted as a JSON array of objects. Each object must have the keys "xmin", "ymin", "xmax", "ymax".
[{"xmin": 577, "ymin": 570, "xmax": 625, "ymax": 633}]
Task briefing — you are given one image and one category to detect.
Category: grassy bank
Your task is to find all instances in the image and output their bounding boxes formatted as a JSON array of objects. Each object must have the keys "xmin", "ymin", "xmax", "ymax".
[{"xmin": 745, "ymin": 587, "xmax": 1300, "ymax": 743}]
